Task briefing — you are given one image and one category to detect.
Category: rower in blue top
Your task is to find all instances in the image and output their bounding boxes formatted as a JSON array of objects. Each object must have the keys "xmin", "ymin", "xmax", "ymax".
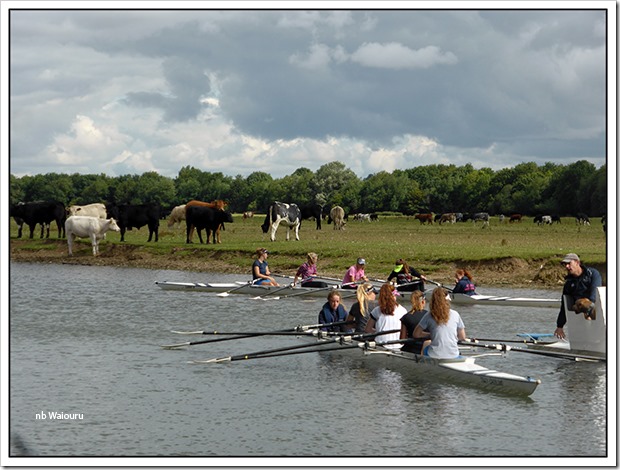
[{"xmin": 453, "ymin": 268, "xmax": 476, "ymax": 295}]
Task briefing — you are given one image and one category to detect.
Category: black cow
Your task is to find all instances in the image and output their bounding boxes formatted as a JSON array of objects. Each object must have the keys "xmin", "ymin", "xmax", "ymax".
[
  {"xmin": 107, "ymin": 203, "xmax": 161, "ymax": 242},
  {"xmin": 261, "ymin": 201, "xmax": 301, "ymax": 241},
  {"xmin": 551, "ymin": 214, "xmax": 562, "ymax": 224},
  {"xmin": 575, "ymin": 213, "xmax": 590, "ymax": 226},
  {"xmin": 472, "ymin": 212, "xmax": 490, "ymax": 227},
  {"xmin": 300, "ymin": 203, "xmax": 324, "ymax": 230},
  {"xmin": 185, "ymin": 205, "xmax": 233, "ymax": 244},
  {"xmin": 10, "ymin": 201, "xmax": 65, "ymax": 239}
]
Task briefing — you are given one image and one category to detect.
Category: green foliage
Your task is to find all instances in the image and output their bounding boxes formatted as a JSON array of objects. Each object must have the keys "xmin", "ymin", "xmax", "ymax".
[{"xmin": 9, "ymin": 160, "xmax": 607, "ymax": 218}]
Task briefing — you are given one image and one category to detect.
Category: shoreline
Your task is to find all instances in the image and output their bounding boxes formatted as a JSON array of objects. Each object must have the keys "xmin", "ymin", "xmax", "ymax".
[{"xmin": 9, "ymin": 240, "xmax": 607, "ymax": 290}]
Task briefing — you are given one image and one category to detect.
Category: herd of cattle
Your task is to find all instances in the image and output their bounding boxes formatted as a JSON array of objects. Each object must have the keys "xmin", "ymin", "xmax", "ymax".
[{"xmin": 10, "ymin": 200, "xmax": 601, "ymax": 255}]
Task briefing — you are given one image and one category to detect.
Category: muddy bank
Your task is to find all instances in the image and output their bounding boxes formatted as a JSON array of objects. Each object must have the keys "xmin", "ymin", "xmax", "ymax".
[{"xmin": 9, "ymin": 240, "xmax": 607, "ymax": 290}]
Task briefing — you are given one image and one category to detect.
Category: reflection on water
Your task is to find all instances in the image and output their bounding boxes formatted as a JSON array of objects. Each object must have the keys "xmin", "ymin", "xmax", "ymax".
[{"xmin": 8, "ymin": 262, "xmax": 609, "ymax": 460}]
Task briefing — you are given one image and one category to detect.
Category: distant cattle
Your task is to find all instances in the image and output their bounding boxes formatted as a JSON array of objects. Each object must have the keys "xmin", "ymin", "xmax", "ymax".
[
  {"xmin": 509, "ymin": 214, "xmax": 523, "ymax": 223},
  {"xmin": 439, "ymin": 213, "xmax": 456, "ymax": 224},
  {"xmin": 533, "ymin": 214, "xmax": 552, "ymax": 225},
  {"xmin": 261, "ymin": 202, "xmax": 301, "ymax": 241},
  {"xmin": 65, "ymin": 216, "xmax": 120, "ymax": 256},
  {"xmin": 352, "ymin": 213, "xmax": 371, "ymax": 222},
  {"xmin": 167, "ymin": 204, "xmax": 186, "ymax": 229},
  {"xmin": 243, "ymin": 211, "xmax": 254, "ymax": 220},
  {"xmin": 455, "ymin": 213, "xmax": 464, "ymax": 222},
  {"xmin": 184, "ymin": 200, "xmax": 228, "ymax": 242},
  {"xmin": 370, "ymin": 213, "xmax": 379, "ymax": 222},
  {"xmin": 10, "ymin": 201, "xmax": 66, "ymax": 239},
  {"xmin": 185, "ymin": 205, "xmax": 233, "ymax": 244},
  {"xmin": 107, "ymin": 203, "xmax": 161, "ymax": 242},
  {"xmin": 498, "ymin": 214, "xmax": 505, "ymax": 223},
  {"xmin": 472, "ymin": 212, "xmax": 490, "ymax": 227},
  {"xmin": 551, "ymin": 214, "xmax": 562, "ymax": 224},
  {"xmin": 67, "ymin": 203, "xmax": 107, "ymax": 219},
  {"xmin": 329, "ymin": 206, "xmax": 346, "ymax": 230},
  {"xmin": 575, "ymin": 213, "xmax": 590, "ymax": 226},
  {"xmin": 414, "ymin": 213, "xmax": 433, "ymax": 225},
  {"xmin": 300, "ymin": 204, "xmax": 324, "ymax": 230}
]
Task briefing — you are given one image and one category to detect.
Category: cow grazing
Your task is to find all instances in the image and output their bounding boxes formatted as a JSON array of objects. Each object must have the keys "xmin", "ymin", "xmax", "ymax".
[
  {"xmin": 439, "ymin": 213, "xmax": 456, "ymax": 224},
  {"xmin": 167, "ymin": 204, "xmax": 186, "ymax": 229},
  {"xmin": 329, "ymin": 206, "xmax": 346, "ymax": 230},
  {"xmin": 533, "ymin": 214, "xmax": 552, "ymax": 225},
  {"xmin": 10, "ymin": 201, "xmax": 66, "ymax": 239},
  {"xmin": 509, "ymin": 214, "xmax": 523, "ymax": 223},
  {"xmin": 65, "ymin": 216, "xmax": 120, "ymax": 256},
  {"xmin": 300, "ymin": 204, "xmax": 324, "ymax": 230},
  {"xmin": 107, "ymin": 203, "xmax": 161, "ymax": 242},
  {"xmin": 575, "ymin": 213, "xmax": 590, "ymax": 225},
  {"xmin": 185, "ymin": 205, "xmax": 233, "ymax": 244},
  {"xmin": 551, "ymin": 214, "xmax": 562, "ymax": 224},
  {"xmin": 370, "ymin": 213, "xmax": 379, "ymax": 221},
  {"xmin": 414, "ymin": 213, "xmax": 433, "ymax": 224},
  {"xmin": 261, "ymin": 202, "xmax": 301, "ymax": 241},
  {"xmin": 184, "ymin": 200, "xmax": 227, "ymax": 241},
  {"xmin": 472, "ymin": 212, "xmax": 490, "ymax": 227},
  {"xmin": 243, "ymin": 211, "xmax": 254, "ymax": 220},
  {"xmin": 66, "ymin": 203, "xmax": 107, "ymax": 219}
]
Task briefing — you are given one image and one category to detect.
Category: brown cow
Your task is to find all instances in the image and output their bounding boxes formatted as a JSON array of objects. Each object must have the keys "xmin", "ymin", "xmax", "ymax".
[
  {"xmin": 509, "ymin": 214, "xmax": 523, "ymax": 223},
  {"xmin": 185, "ymin": 200, "xmax": 228, "ymax": 242},
  {"xmin": 414, "ymin": 213, "xmax": 433, "ymax": 224}
]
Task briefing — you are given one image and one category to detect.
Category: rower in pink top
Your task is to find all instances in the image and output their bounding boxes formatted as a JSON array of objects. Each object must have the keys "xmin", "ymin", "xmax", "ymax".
[{"xmin": 342, "ymin": 258, "xmax": 369, "ymax": 289}]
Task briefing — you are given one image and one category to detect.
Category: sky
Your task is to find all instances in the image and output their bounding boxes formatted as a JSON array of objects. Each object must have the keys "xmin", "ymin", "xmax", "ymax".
[{"xmin": 3, "ymin": 2, "xmax": 614, "ymax": 179}]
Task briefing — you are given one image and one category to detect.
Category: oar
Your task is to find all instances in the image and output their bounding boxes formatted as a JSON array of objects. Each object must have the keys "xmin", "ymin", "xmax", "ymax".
[
  {"xmin": 459, "ymin": 340, "xmax": 606, "ymax": 362},
  {"xmin": 191, "ymin": 329, "xmax": 401, "ymax": 363},
  {"xmin": 277, "ymin": 280, "xmax": 357, "ymax": 300},
  {"xmin": 425, "ymin": 278, "xmax": 454, "ymax": 292},
  {"xmin": 468, "ymin": 336, "xmax": 555, "ymax": 345},
  {"xmin": 251, "ymin": 277, "xmax": 313, "ymax": 300},
  {"xmin": 394, "ymin": 278, "xmax": 426, "ymax": 292},
  {"xmin": 217, "ymin": 279, "xmax": 258, "ymax": 297},
  {"xmin": 162, "ymin": 320, "xmax": 355, "ymax": 349}
]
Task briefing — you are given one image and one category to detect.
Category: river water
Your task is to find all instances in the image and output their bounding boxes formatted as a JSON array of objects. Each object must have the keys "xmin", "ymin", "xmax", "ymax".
[{"xmin": 6, "ymin": 262, "xmax": 612, "ymax": 465}]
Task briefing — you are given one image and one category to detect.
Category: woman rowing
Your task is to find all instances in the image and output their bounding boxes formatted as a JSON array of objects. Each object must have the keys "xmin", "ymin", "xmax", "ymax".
[
  {"xmin": 345, "ymin": 283, "xmax": 378, "ymax": 333},
  {"xmin": 453, "ymin": 268, "xmax": 476, "ymax": 295},
  {"xmin": 365, "ymin": 283, "xmax": 408, "ymax": 349},
  {"xmin": 318, "ymin": 291, "xmax": 350, "ymax": 332},
  {"xmin": 414, "ymin": 287, "xmax": 466, "ymax": 359},
  {"xmin": 399, "ymin": 290, "xmax": 429, "ymax": 354},
  {"xmin": 293, "ymin": 252, "xmax": 329, "ymax": 288},
  {"xmin": 342, "ymin": 258, "xmax": 369, "ymax": 289},
  {"xmin": 252, "ymin": 248, "xmax": 279, "ymax": 286},
  {"xmin": 387, "ymin": 258, "xmax": 426, "ymax": 292}
]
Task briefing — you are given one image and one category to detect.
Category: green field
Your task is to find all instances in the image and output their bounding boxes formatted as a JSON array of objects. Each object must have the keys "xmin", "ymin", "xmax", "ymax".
[{"xmin": 9, "ymin": 214, "xmax": 607, "ymax": 285}]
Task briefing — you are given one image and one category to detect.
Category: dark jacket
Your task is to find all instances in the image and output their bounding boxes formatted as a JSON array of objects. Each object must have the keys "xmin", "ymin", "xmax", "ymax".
[
  {"xmin": 318, "ymin": 303, "xmax": 349, "ymax": 332},
  {"xmin": 453, "ymin": 276, "xmax": 476, "ymax": 295},
  {"xmin": 556, "ymin": 265, "xmax": 603, "ymax": 328}
]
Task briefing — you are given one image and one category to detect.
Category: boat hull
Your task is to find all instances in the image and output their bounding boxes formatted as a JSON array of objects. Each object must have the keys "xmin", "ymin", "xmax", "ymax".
[{"xmin": 440, "ymin": 292, "xmax": 560, "ymax": 308}]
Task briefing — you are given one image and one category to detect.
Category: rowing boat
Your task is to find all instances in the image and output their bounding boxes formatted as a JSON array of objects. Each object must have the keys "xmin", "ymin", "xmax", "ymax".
[
  {"xmin": 154, "ymin": 280, "xmax": 360, "ymax": 299},
  {"xmin": 289, "ymin": 333, "xmax": 541, "ymax": 396},
  {"xmin": 440, "ymin": 292, "xmax": 561, "ymax": 308}
]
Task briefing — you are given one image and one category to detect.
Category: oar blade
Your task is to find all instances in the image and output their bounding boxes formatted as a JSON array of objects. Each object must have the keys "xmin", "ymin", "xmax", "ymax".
[{"xmin": 161, "ymin": 342, "xmax": 190, "ymax": 350}]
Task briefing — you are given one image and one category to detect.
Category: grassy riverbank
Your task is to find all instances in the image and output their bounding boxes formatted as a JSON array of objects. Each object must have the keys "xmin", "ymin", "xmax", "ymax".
[{"xmin": 9, "ymin": 214, "xmax": 607, "ymax": 289}]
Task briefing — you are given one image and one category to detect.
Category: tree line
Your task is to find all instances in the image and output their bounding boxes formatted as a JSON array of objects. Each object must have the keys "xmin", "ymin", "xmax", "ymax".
[{"xmin": 9, "ymin": 160, "xmax": 607, "ymax": 217}]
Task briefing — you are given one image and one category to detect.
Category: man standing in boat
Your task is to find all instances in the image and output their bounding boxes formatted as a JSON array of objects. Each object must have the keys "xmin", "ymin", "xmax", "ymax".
[{"xmin": 554, "ymin": 253, "xmax": 602, "ymax": 339}]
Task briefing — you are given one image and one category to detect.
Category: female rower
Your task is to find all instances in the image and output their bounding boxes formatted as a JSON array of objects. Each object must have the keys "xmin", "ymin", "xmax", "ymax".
[
  {"xmin": 342, "ymin": 258, "xmax": 369, "ymax": 289},
  {"xmin": 414, "ymin": 287, "xmax": 466, "ymax": 359},
  {"xmin": 252, "ymin": 248, "xmax": 279, "ymax": 286},
  {"xmin": 399, "ymin": 290, "xmax": 429, "ymax": 354},
  {"xmin": 345, "ymin": 283, "xmax": 378, "ymax": 333},
  {"xmin": 453, "ymin": 268, "xmax": 476, "ymax": 295},
  {"xmin": 387, "ymin": 258, "xmax": 426, "ymax": 292},
  {"xmin": 293, "ymin": 252, "xmax": 329, "ymax": 288},
  {"xmin": 365, "ymin": 283, "xmax": 408, "ymax": 349},
  {"xmin": 318, "ymin": 291, "xmax": 350, "ymax": 332}
]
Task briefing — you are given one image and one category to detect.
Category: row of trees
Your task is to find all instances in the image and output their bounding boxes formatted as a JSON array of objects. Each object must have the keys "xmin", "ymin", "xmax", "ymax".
[{"xmin": 9, "ymin": 160, "xmax": 607, "ymax": 217}]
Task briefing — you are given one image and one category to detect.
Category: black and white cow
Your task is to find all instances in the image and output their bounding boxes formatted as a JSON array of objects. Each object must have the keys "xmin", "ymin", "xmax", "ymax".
[
  {"xmin": 11, "ymin": 201, "xmax": 66, "ymax": 239},
  {"xmin": 300, "ymin": 203, "xmax": 324, "ymax": 230},
  {"xmin": 575, "ymin": 213, "xmax": 591, "ymax": 226},
  {"xmin": 185, "ymin": 205, "xmax": 233, "ymax": 244},
  {"xmin": 106, "ymin": 203, "xmax": 161, "ymax": 242},
  {"xmin": 472, "ymin": 212, "xmax": 490, "ymax": 227},
  {"xmin": 261, "ymin": 202, "xmax": 301, "ymax": 241}
]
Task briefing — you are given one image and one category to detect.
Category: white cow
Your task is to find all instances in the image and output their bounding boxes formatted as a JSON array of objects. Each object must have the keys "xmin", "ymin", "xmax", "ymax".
[
  {"xmin": 66, "ymin": 203, "xmax": 107, "ymax": 219},
  {"xmin": 65, "ymin": 216, "xmax": 120, "ymax": 256},
  {"xmin": 329, "ymin": 206, "xmax": 346, "ymax": 230},
  {"xmin": 167, "ymin": 204, "xmax": 186, "ymax": 228}
]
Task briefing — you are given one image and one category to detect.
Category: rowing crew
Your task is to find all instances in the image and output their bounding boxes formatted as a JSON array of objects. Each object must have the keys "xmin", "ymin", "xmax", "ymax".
[{"xmin": 318, "ymin": 283, "xmax": 466, "ymax": 359}]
